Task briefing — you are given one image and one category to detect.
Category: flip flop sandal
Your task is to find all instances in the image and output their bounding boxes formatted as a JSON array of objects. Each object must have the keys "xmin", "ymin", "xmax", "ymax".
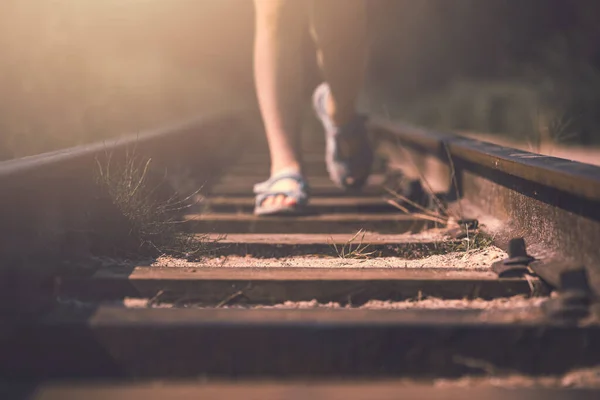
[
  {"xmin": 253, "ymin": 170, "xmax": 310, "ymax": 216},
  {"xmin": 312, "ymin": 82, "xmax": 374, "ymax": 191}
]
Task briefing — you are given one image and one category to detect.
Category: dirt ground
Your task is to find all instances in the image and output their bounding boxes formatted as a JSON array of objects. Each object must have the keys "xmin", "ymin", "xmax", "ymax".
[
  {"xmin": 432, "ymin": 367, "xmax": 600, "ymax": 389},
  {"xmin": 149, "ymin": 245, "xmax": 507, "ymax": 269},
  {"xmin": 121, "ymin": 294, "xmax": 546, "ymax": 313}
]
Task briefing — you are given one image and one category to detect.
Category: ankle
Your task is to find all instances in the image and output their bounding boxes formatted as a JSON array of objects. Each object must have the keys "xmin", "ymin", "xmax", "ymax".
[
  {"xmin": 270, "ymin": 163, "xmax": 301, "ymax": 177},
  {"xmin": 325, "ymin": 93, "xmax": 357, "ymax": 127}
]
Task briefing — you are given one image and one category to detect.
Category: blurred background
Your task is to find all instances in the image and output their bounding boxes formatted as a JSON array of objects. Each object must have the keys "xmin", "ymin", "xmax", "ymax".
[{"xmin": 1, "ymin": 0, "xmax": 600, "ymax": 161}]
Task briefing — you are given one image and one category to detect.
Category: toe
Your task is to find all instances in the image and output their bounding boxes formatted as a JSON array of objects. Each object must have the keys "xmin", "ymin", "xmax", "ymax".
[
  {"xmin": 284, "ymin": 196, "xmax": 297, "ymax": 207},
  {"xmin": 275, "ymin": 194, "xmax": 286, "ymax": 207},
  {"xmin": 262, "ymin": 196, "xmax": 273, "ymax": 208}
]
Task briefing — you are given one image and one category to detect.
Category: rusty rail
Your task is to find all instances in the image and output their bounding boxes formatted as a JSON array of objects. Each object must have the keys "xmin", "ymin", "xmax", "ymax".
[
  {"xmin": 0, "ymin": 112, "xmax": 253, "ymax": 263},
  {"xmin": 371, "ymin": 118, "xmax": 600, "ymax": 295}
]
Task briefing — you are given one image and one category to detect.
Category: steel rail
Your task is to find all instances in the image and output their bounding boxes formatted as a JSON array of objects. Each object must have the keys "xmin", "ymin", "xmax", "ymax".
[
  {"xmin": 370, "ymin": 118, "xmax": 600, "ymax": 202},
  {"xmin": 0, "ymin": 111, "xmax": 253, "ymax": 314},
  {"xmin": 0, "ymin": 112, "xmax": 251, "ymax": 183},
  {"xmin": 370, "ymin": 117, "xmax": 600, "ymax": 294}
]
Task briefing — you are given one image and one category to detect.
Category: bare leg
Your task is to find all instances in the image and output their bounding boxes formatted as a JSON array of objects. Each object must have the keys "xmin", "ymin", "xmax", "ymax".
[
  {"xmin": 253, "ymin": 0, "xmax": 308, "ymax": 210},
  {"xmin": 309, "ymin": 0, "xmax": 370, "ymax": 188},
  {"xmin": 309, "ymin": 0, "xmax": 367, "ymax": 127}
]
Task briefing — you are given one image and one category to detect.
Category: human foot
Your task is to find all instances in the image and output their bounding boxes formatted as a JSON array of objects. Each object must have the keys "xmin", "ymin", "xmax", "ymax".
[
  {"xmin": 312, "ymin": 83, "xmax": 373, "ymax": 190},
  {"xmin": 253, "ymin": 169, "xmax": 309, "ymax": 216}
]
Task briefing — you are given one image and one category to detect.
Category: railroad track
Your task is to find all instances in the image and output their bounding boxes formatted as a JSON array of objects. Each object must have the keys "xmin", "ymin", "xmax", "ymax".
[{"xmin": 1, "ymin": 113, "xmax": 600, "ymax": 398}]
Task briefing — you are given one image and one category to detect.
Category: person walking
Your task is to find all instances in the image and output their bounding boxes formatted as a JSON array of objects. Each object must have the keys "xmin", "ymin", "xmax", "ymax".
[{"xmin": 252, "ymin": 0, "xmax": 373, "ymax": 215}]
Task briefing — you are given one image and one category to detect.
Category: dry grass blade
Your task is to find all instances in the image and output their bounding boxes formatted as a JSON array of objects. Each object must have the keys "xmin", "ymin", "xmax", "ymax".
[
  {"xmin": 386, "ymin": 199, "xmax": 410, "ymax": 213},
  {"xmin": 442, "ymin": 142, "xmax": 465, "ymax": 220},
  {"xmin": 411, "ymin": 212, "xmax": 449, "ymax": 225},
  {"xmin": 328, "ymin": 229, "xmax": 377, "ymax": 259},
  {"xmin": 147, "ymin": 289, "xmax": 165, "ymax": 306},
  {"xmin": 387, "ymin": 199, "xmax": 448, "ymax": 224},
  {"xmin": 395, "ymin": 142, "xmax": 451, "ymax": 216},
  {"xmin": 384, "ymin": 187, "xmax": 447, "ymax": 220},
  {"xmin": 452, "ymin": 355, "xmax": 504, "ymax": 375},
  {"xmin": 216, "ymin": 290, "xmax": 245, "ymax": 308}
]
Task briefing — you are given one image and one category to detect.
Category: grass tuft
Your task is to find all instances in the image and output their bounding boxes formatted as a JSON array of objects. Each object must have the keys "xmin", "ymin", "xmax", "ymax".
[
  {"xmin": 95, "ymin": 146, "xmax": 223, "ymax": 259},
  {"xmin": 328, "ymin": 229, "xmax": 377, "ymax": 259},
  {"xmin": 453, "ymin": 232, "xmax": 494, "ymax": 253}
]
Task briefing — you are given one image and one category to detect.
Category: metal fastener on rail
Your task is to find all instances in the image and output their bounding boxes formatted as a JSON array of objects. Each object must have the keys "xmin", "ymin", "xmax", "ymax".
[
  {"xmin": 491, "ymin": 237, "xmax": 536, "ymax": 278},
  {"xmin": 542, "ymin": 267, "xmax": 592, "ymax": 321}
]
